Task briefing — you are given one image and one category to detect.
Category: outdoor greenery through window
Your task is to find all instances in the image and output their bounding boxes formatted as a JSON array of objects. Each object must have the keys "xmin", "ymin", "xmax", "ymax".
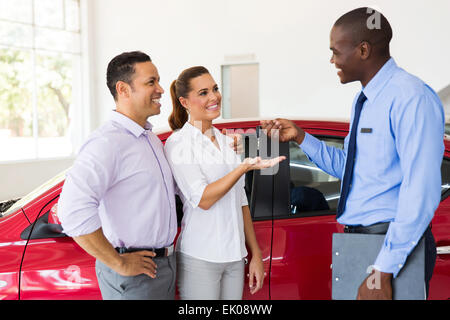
[{"xmin": 0, "ymin": 0, "xmax": 81, "ymax": 161}]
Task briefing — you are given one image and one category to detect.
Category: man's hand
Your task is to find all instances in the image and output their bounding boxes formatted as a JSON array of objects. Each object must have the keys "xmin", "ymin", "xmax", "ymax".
[
  {"xmin": 248, "ymin": 255, "xmax": 265, "ymax": 294},
  {"xmin": 357, "ymin": 269, "xmax": 393, "ymax": 300},
  {"xmin": 116, "ymin": 250, "xmax": 158, "ymax": 279},
  {"xmin": 73, "ymin": 229, "xmax": 159, "ymax": 279},
  {"xmin": 260, "ymin": 119, "xmax": 305, "ymax": 145}
]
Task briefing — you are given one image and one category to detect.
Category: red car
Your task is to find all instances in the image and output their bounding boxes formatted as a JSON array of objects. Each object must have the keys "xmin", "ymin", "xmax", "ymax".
[{"xmin": 1, "ymin": 119, "xmax": 449, "ymax": 300}]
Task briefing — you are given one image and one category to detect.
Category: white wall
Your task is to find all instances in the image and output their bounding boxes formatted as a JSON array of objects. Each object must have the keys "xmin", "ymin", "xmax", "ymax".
[
  {"xmin": 0, "ymin": 158, "xmax": 74, "ymax": 202},
  {"xmin": 89, "ymin": 0, "xmax": 450, "ymax": 129},
  {"xmin": 439, "ymin": 85, "xmax": 450, "ymax": 119}
]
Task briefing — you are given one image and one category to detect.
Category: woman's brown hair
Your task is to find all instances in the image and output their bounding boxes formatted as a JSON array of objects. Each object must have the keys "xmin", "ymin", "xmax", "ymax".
[{"xmin": 168, "ymin": 66, "xmax": 210, "ymax": 130}]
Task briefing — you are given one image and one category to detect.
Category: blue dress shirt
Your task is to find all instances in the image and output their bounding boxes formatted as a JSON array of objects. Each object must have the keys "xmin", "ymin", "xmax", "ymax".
[{"xmin": 300, "ymin": 58, "xmax": 445, "ymax": 277}]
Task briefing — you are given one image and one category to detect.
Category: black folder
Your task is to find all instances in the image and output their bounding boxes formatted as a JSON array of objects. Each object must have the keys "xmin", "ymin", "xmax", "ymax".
[{"xmin": 332, "ymin": 233, "xmax": 425, "ymax": 300}]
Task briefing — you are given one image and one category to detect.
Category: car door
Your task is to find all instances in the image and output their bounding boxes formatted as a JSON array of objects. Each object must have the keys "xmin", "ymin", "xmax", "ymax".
[
  {"xmin": 19, "ymin": 189, "xmax": 100, "ymax": 300},
  {"xmin": 428, "ymin": 156, "xmax": 450, "ymax": 300},
  {"xmin": 269, "ymin": 129, "xmax": 345, "ymax": 299}
]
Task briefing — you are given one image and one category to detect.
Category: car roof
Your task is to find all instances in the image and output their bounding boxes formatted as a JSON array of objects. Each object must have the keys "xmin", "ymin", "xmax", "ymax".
[
  {"xmin": 153, "ymin": 117, "xmax": 349, "ymax": 134},
  {"xmin": 155, "ymin": 117, "xmax": 450, "ymax": 153}
]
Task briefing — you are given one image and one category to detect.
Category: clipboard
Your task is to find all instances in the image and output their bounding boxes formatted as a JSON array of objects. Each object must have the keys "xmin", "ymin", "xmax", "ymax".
[{"xmin": 332, "ymin": 233, "xmax": 425, "ymax": 300}]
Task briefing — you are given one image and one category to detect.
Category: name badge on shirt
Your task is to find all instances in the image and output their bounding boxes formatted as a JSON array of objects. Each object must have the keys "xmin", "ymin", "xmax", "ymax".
[{"xmin": 361, "ymin": 128, "xmax": 373, "ymax": 133}]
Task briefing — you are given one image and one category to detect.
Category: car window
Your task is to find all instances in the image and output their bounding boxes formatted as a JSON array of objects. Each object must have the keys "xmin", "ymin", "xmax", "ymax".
[
  {"xmin": 289, "ymin": 136, "xmax": 344, "ymax": 216},
  {"xmin": 445, "ymin": 123, "xmax": 450, "ymax": 136},
  {"xmin": 441, "ymin": 158, "xmax": 450, "ymax": 198},
  {"xmin": 288, "ymin": 137, "xmax": 450, "ymax": 215}
]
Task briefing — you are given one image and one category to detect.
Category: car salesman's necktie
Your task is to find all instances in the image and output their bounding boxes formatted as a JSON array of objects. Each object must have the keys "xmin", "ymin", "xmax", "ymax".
[{"xmin": 336, "ymin": 91, "xmax": 367, "ymax": 218}]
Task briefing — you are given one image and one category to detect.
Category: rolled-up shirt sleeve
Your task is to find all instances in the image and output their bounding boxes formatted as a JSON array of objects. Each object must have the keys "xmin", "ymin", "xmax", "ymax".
[
  {"xmin": 164, "ymin": 137, "xmax": 208, "ymax": 209},
  {"xmin": 58, "ymin": 136, "xmax": 118, "ymax": 237},
  {"xmin": 300, "ymin": 132, "xmax": 347, "ymax": 180}
]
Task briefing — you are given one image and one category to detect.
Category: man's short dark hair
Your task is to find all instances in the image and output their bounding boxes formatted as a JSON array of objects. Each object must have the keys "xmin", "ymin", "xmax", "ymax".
[
  {"xmin": 106, "ymin": 51, "xmax": 152, "ymax": 100},
  {"xmin": 334, "ymin": 7, "xmax": 392, "ymax": 58}
]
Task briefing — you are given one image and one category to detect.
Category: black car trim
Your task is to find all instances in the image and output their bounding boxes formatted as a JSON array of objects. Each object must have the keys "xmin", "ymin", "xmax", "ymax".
[
  {"xmin": 20, "ymin": 211, "xmax": 67, "ymax": 240},
  {"xmin": 21, "ymin": 208, "xmax": 31, "ymax": 225}
]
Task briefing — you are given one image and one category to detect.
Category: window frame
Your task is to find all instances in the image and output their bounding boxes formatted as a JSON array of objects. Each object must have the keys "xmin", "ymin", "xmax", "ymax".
[
  {"xmin": 0, "ymin": 0, "xmax": 87, "ymax": 163},
  {"xmin": 440, "ymin": 157, "xmax": 450, "ymax": 201}
]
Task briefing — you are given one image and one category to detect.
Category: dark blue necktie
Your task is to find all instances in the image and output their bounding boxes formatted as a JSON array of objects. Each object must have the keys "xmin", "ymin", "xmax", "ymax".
[{"xmin": 337, "ymin": 92, "xmax": 367, "ymax": 218}]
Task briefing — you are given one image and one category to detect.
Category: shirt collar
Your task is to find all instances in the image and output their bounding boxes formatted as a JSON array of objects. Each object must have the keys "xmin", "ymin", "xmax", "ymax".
[
  {"xmin": 182, "ymin": 121, "xmax": 202, "ymax": 138},
  {"xmin": 110, "ymin": 110, "xmax": 153, "ymax": 138},
  {"xmin": 182, "ymin": 121, "xmax": 225, "ymax": 147},
  {"xmin": 182, "ymin": 121, "xmax": 220, "ymax": 138},
  {"xmin": 362, "ymin": 57, "xmax": 398, "ymax": 103}
]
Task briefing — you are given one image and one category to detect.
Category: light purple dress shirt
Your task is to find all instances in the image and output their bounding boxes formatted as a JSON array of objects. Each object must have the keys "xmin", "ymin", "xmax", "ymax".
[{"xmin": 58, "ymin": 111, "xmax": 177, "ymax": 249}]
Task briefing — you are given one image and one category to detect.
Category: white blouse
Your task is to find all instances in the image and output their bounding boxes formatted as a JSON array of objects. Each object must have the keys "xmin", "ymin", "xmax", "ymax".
[{"xmin": 164, "ymin": 122, "xmax": 248, "ymax": 263}]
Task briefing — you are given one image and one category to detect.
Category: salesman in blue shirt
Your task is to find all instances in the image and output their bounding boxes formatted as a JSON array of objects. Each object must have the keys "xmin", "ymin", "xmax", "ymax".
[{"xmin": 262, "ymin": 7, "xmax": 444, "ymax": 299}]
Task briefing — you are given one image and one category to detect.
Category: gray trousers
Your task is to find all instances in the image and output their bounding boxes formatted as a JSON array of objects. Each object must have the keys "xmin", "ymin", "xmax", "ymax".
[
  {"xmin": 95, "ymin": 254, "xmax": 176, "ymax": 300},
  {"xmin": 177, "ymin": 252, "xmax": 245, "ymax": 300}
]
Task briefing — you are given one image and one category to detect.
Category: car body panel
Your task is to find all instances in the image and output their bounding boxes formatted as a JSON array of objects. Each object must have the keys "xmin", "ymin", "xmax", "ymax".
[
  {"xmin": 20, "ymin": 237, "xmax": 100, "ymax": 300},
  {"xmin": 242, "ymin": 220, "xmax": 272, "ymax": 300},
  {"xmin": 429, "ymin": 196, "xmax": 450, "ymax": 300},
  {"xmin": 270, "ymin": 215, "xmax": 342, "ymax": 299},
  {"xmin": 0, "ymin": 210, "xmax": 30, "ymax": 300},
  {"xmin": 18, "ymin": 189, "xmax": 98, "ymax": 299}
]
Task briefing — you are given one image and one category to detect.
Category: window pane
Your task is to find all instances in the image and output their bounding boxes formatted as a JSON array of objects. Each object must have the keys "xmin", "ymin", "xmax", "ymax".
[
  {"xmin": 441, "ymin": 159, "xmax": 450, "ymax": 194},
  {"xmin": 0, "ymin": 20, "xmax": 33, "ymax": 48},
  {"xmin": 34, "ymin": 0, "xmax": 64, "ymax": 29},
  {"xmin": 35, "ymin": 27, "xmax": 80, "ymax": 53},
  {"xmin": 37, "ymin": 136, "xmax": 73, "ymax": 158},
  {"xmin": 0, "ymin": 0, "xmax": 32, "ymax": 23},
  {"xmin": 65, "ymin": 0, "xmax": 80, "ymax": 32},
  {"xmin": 0, "ymin": 0, "xmax": 82, "ymax": 161},
  {"xmin": 35, "ymin": 51, "xmax": 79, "ymax": 158},
  {"xmin": 289, "ymin": 137, "xmax": 344, "ymax": 215},
  {"xmin": 0, "ymin": 48, "xmax": 34, "ymax": 161}
]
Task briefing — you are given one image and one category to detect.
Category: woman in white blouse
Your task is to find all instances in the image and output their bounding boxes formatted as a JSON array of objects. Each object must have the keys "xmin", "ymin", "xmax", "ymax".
[{"xmin": 164, "ymin": 66, "xmax": 284, "ymax": 300}]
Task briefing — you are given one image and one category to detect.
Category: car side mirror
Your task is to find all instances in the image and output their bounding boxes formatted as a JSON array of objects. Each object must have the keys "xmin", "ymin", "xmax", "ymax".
[{"xmin": 21, "ymin": 203, "xmax": 67, "ymax": 240}]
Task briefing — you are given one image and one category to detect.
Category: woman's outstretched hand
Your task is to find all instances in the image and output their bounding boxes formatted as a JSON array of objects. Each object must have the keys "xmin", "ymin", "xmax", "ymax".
[{"xmin": 242, "ymin": 156, "xmax": 286, "ymax": 172}]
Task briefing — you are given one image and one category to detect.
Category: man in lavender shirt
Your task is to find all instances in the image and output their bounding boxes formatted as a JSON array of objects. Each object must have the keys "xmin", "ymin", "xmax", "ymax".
[{"xmin": 58, "ymin": 51, "xmax": 178, "ymax": 299}]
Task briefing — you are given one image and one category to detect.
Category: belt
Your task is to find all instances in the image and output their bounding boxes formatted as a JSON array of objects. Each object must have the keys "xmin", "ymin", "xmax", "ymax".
[
  {"xmin": 343, "ymin": 222, "xmax": 390, "ymax": 235},
  {"xmin": 115, "ymin": 244, "xmax": 174, "ymax": 258}
]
